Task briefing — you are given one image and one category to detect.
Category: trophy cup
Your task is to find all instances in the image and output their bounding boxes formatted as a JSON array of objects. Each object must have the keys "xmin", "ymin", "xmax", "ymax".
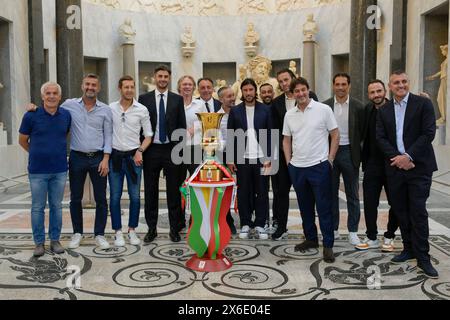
[{"xmin": 196, "ymin": 112, "xmax": 225, "ymax": 182}]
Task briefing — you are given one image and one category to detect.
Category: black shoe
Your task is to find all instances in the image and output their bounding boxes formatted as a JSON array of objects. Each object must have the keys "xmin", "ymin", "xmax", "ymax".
[
  {"xmin": 50, "ymin": 241, "xmax": 65, "ymax": 254},
  {"xmin": 272, "ymin": 228, "xmax": 288, "ymax": 241},
  {"xmin": 323, "ymin": 248, "xmax": 335, "ymax": 263},
  {"xmin": 144, "ymin": 229, "xmax": 157, "ymax": 243},
  {"xmin": 169, "ymin": 230, "xmax": 181, "ymax": 243},
  {"xmin": 417, "ymin": 261, "xmax": 439, "ymax": 279},
  {"xmin": 294, "ymin": 240, "xmax": 319, "ymax": 252},
  {"xmin": 391, "ymin": 250, "xmax": 416, "ymax": 264}
]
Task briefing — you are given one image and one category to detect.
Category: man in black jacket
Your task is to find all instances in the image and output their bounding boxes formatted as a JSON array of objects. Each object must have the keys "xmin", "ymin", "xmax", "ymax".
[
  {"xmin": 138, "ymin": 65, "xmax": 187, "ymax": 243},
  {"xmin": 376, "ymin": 71, "xmax": 439, "ymax": 279}
]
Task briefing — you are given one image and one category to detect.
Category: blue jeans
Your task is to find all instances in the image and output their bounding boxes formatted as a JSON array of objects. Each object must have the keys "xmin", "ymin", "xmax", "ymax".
[
  {"xmin": 289, "ymin": 162, "xmax": 334, "ymax": 248},
  {"xmin": 29, "ymin": 172, "xmax": 67, "ymax": 245},
  {"xmin": 69, "ymin": 151, "xmax": 108, "ymax": 236},
  {"xmin": 109, "ymin": 158, "xmax": 142, "ymax": 231},
  {"xmin": 332, "ymin": 145, "xmax": 361, "ymax": 232}
]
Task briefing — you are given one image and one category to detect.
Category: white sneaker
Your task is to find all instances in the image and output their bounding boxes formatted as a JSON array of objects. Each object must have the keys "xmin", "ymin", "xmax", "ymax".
[
  {"xmin": 95, "ymin": 235, "xmax": 110, "ymax": 250},
  {"xmin": 114, "ymin": 231, "xmax": 126, "ymax": 247},
  {"xmin": 255, "ymin": 227, "xmax": 269, "ymax": 240},
  {"xmin": 382, "ymin": 237, "xmax": 395, "ymax": 252},
  {"xmin": 334, "ymin": 230, "xmax": 340, "ymax": 240},
  {"xmin": 239, "ymin": 225, "xmax": 250, "ymax": 239},
  {"xmin": 128, "ymin": 231, "xmax": 141, "ymax": 246},
  {"xmin": 349, "ymin": 232, "xmax": 362, "ymax": 246},
  {"xmin": 355, "ymin": 238, "xmax": 380, "ymax": 251},
  {"xmin": 264, "ymin": 223, "xmax": 277, "ymax": 235},
  {"xmin": 68, "ymin": 233, "xmax": 83, "ymax": 249}
]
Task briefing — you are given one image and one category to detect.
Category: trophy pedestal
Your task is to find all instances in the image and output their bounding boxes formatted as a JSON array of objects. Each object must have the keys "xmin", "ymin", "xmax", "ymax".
[{"xmin": 186, "ymin": 255, "xmax": 232, "ymax": 272}]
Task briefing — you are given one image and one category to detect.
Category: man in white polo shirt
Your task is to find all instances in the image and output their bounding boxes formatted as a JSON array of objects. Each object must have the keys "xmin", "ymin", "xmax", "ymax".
[{"xmin": 283, "ymin": 77, "xmax": 340, "ymax": 263}]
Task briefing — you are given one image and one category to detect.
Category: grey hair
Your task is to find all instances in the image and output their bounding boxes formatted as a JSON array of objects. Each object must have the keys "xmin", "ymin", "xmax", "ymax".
[
  {"xmin": 218, "ymin": 86, "xmax": 232, "ymax": 99},
  {"xmin": 40, "ymin": 82, "xmax": 62, "ymax": 96}
]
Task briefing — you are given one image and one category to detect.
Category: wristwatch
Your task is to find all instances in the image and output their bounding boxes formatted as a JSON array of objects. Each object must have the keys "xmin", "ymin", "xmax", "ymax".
[{"xmin": 137, "ymin": 148, "xmax": 144, "ymax": 153}]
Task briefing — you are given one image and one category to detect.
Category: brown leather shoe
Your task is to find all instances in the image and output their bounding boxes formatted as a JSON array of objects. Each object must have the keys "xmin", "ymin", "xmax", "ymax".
[
  {"xmin": 33, "ymin": 244, "xmax": 45, "ymax": 257},
  {"xmin": 294, "ymin": 240, "xmax": 319, "ymax": 252},
  {"xmin": 323, "ymin": 248, "xmax": 335, "ymax": 263}
]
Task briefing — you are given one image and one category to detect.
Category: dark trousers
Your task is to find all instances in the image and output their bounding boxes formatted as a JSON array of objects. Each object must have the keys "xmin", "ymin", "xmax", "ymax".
[
  {"xmin": 289, "ymin": 161, "xmax": 334, "ymax": 248},
  {"xmin": 69, "ymin": 151, "xmax": 108, "ymax": 236},
  {"xmin": 143, "ymin": 144, "xmax": 183, "ymax": 232},
  {"xmin": 332, "ymin": 145, "xmax": 361, "ymax": 232},
  {"xmin": 236, "ymin": 161, "xmax": 269, "ymax": 228},
  {"xmin": 271, "ymin": 151, "xmax": 291, "ymax": 231},
  {"xmin": 363, "ymin": 164, "xmax": 398, "ymax": 240},
  {"xmin": 387, "ymin": 170, "xmax": 432, "ymax": 263}
]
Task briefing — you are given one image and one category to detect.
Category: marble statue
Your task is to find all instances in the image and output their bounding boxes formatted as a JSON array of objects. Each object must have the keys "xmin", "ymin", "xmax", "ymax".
[
  {"xmin": 142, "ymin": 76, "xmax": 156, "ymax": 92},
  {"xmin": 160, "ymin": 0, "xmax": 184, "ymax": 13},
  {"xmin": 132, "ymin": 0, "xmax": 158, "ymax": 12},
  {"xmin": 199, "ymin": 0, "xmax": 219, "ymax": 16},
  {"xmin": 232, "ymin": 64, "xmax": 248, "ymax": 103},
  {"xmin": 245, "ymin": 22, "xmax": 260, "ymax": 47},
  {"xmin": 248, "ymin": 55, "xmax": 279, "ymax": 91},
  {"xmin": 181, "ymin": 26, "xmax": 195, "ymax": 48},
  {"xmin": 289, "ymin": 60, "xmax": 299, "ymax": 77},
  {"xmin": 239, "ymin": 0, "xmax": 268, "ymax": 14},
  {"xmin": 303, "ymin": 13, "xmax": 318, "ymax": 41},
  {"xmin": 119, "ymin": 18, "xmax": 136, "ymax": 44},
  {"xmin": 426, "ymin": 44, "xmax": 448, "ymax": 124}
]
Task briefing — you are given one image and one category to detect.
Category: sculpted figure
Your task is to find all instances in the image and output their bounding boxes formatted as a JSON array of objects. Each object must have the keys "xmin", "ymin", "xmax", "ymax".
[{"xmin": 426, "ymin": 44, "xmax": 448, "ymax": 124}]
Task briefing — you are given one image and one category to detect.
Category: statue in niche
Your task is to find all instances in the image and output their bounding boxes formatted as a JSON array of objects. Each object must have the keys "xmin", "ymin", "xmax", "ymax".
[
  {"xmin": 199, "ymin": 0, "xmax": 219, "ymax": 16},
  {"xmin": 142, "ymin": 76, "xmax": 156, "ymax": 92},
  {"xmin": 289, "ymin": 60, "xmax": 299, "ymax": 77},
  {"xmin": 160, "ymin": 0, "xmax": 184, "ymax": 13},
  {"xmin": 181, "ymin": 26, "xmax": 195, "ymax": 48},
  {"xmin": 239, "ymin": 0, "xmax": 268, "ymax": 14},
  {"xmin": 426, "ymin": 44, "xmax": 448, "ymax": 124},
  {"xmin": 232, "ymin": 64, "xmax": 248, "ymax": 103},
  {"xmin": 213, "ymin": 79, "xmax": 228, "ymax": 100},
  {"xmin": 248, "ymin": 55, "xmax": 280, "ymax": 97},
  {"xmin": 303, "ymin": 13, "xmax": 318, "ymax": 41},
  {"xmin": 119, "ymin": 18, "xmax": 136, "ymax": 44},
  {"xmin": 245, "ymin": 22, "xmax": 260, "ymax": 47}
]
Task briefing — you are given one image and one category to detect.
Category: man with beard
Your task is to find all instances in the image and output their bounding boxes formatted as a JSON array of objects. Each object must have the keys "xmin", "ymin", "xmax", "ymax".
[
  {"xmin": 139, "ymin": 65, "xmax": 187, "ymax": 243},
  {"xmin": 356, "ymin": 80, "xmax": 399, "ymax": 252},
  {"xmin": 227, "ymin": 78, "xmax": 272, "ymax": 240},
  {"xmin": 259, "ymin": 83, "xmax": 275, "ymax": 105}
]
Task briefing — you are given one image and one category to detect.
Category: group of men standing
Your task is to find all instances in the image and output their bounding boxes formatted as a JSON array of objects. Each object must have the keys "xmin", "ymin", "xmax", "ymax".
[{"xmin": 19, "ymin": 64, "xmax": 439, "ymax": 278}]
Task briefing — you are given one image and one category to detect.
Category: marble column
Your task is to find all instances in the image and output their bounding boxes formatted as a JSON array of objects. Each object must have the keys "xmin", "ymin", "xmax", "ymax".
[
  {"xmin": 302, "ymin": 41, "xmax": 316, "ymax": 92},
  {"xmin": 349, "ymin": 0, "xmax": 377, "ymax": 103},
  {"xmin": 122, "ymin": 43, "xmax": 136, "ymax": 78},
  {"xmin": 56, "ymin": 0, "xmax": 84, "ymax": 102},
  {"xmin": 28, "ymin": 0, "xmax": 46, "ymax": 104},
  {"xmin": 390, "ymin": 0, "xmax": 408, "ymax": 73}
]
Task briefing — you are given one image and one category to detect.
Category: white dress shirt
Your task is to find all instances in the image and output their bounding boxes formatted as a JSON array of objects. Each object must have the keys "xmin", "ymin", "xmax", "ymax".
[
  {"xmin": 184, "ymin": 99, "xmax": 208, "ymax": 146},
  {"xmin": 110, "ymin": 99, "xmax": 153, "ymax": 152},
  {"xmin": 199, "ymin": 97, "xmax": 215, "ymax": 113},
  {"xmin": 394, "ymin": 92, "xmax": 410, "ymax": 155},
  {"xmin": 334, "ymin": 96, "xmax": 350, "ymax": 146},
  {"xmin": 154, "ymin": 89, "xmax": 169, "ymax": 144}
]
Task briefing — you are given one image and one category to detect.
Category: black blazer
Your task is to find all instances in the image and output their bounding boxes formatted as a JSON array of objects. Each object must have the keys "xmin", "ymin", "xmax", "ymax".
[
  {"xmin": 197, "ymin": 98, "xmax": 222, "ymax": 112},
  {"xmin": 227, "ymin": 101, "xmax": 273, "ymax": 163},
  {"xmin": 323, "ymin": 96, "xmax": 365, "ymax": 168},
  {"xmin": 376, "ymin": 93, "xmax": 438, "ymax": 175},
  {"xmin": 138, "ymin": 90, "xmax": 187, "ymax": 144}
]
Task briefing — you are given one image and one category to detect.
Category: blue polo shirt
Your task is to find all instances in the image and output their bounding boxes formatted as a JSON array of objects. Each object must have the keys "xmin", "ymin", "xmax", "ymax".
[{"xmin": 19, "ymin": 107, "xmax": 72, "ymax": 174}]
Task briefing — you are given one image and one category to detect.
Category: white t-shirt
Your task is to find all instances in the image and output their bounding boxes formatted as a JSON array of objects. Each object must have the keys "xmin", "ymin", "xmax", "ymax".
[
  {"xmin": 286, "ymin": 96, "xmax": 296, "ymax": 112},
  {"xmin": 333, "ymin": 96, "xmax": 350, "ymax": 146},
  {"xmin": 283, "ymin": 100, "xmax": 338, "ymax": 168},
  {"xmin": 218, "ymin": 108, "xmax": 229, "ymax": 151},
  {"xmin": 245, "ymin": 106, "xmax": 264, "ymax": 159}
]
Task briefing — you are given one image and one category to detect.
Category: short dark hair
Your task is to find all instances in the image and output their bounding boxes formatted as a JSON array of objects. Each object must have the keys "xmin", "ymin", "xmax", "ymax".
[
  {"xmin": 333, "ymin": 73, "xmax": 351, "ymax": 85},
  {"xmin": 260, "ymin": 83, "xmax": 273, "ymax": 91},
  {"xmin": 367, "ymin": 79, "xmax": 386, "ymax": 89},
  {"xmin": 83, "ymin": 73, "xmax": 101, "ymax": 85},
  {"xmin": 277, "ymin": 68, "xmax": 296, "ymax": 79},
  {"xmin": 391, "ymin": 70, "xmax": 407, "ymax": 76},
  {"xmin": 154, "ymin": 65, "xmax": 172, "ymax": 76},
  {"xmin": 290, "ymin": 77, "xmax": 310, "ymax": 92},
  {"xmin": 240, "ymin": 78, "xmax": 258, "ymax": 92},
  {"xmin": 118, "ymin": 75, "xmax": 135, "ymax": 88},
  {"xmin": 197, "ymin": 77, "xmax": 214, "ymax": 87}
]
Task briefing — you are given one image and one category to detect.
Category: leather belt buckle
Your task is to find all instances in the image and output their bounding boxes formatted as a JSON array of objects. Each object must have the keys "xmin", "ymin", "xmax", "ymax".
[{"xmin": 86, "ymin": 152, "xmax": 95, "ymax": 157}]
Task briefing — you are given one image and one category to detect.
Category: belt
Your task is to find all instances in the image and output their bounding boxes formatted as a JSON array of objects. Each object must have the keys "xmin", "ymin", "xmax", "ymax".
[{"xmin": 73, "ymin": 150, "xmax": 103, "ymax": 158}]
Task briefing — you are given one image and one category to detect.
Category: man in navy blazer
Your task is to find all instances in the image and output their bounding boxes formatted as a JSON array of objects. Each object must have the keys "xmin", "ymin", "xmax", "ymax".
[
  {"xmin": 197, "ymin": 78, "xmax": 222, "ymax": 112},
  {"xmin": 138, "ymin": 65, "xmax": 187, "ymax": 244},
  {"xmin": 376, "ymin": 71, "xmax": 439, "ymax": 278},
  {"xmin": 227, "ymin": 78, "xmax": 273, "ymax": 241}
]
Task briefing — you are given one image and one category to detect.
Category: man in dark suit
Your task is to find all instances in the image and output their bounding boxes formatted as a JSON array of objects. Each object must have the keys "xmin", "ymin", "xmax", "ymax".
[
  {"xmin": 271, "ymin": 69, "xmax": 318, "ymax": 240},
  {"xmin": 197, "ymin": 78, "xmax": 222, "ymax": 112},
  {"xmin": 138, "ymin": 65, "xmax": 187, "ymax": 243},
  {"xmin": 323, "ymin": 73, "xmax": 365, "ymax": 246},
  {"xmin": 227, "ymin": 78, "xmax": 273, "ymax": 240},
  {"xmin": 376, "ymin": 71, "xmax": 439, "ymax": 279}
]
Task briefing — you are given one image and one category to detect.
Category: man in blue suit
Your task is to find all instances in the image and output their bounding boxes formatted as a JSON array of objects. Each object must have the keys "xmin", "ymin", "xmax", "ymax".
[{"xmin": 227, "ymin": 78, "xmax": 273, "ymax": 240}]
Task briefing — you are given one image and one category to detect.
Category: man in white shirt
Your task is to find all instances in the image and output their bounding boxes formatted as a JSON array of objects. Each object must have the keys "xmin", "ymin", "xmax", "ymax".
[
  {"xmin": 323, "ymin": 73, "xmax": 365, "ymax": 246},
  {"xmin": 283, "ymin": 77, "xmax": 340, "ymax": 263},
  {"xmin": 109, "ymin": 76, "xmax": 153, "ymax": 247}
]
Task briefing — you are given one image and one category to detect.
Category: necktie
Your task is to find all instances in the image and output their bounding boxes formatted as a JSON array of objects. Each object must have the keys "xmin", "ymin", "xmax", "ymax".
[
  {"xmin": 159, "ymin": 94, "xmax": 167, "ymax": 143},
  {"xmin": 205, "ymin": 102, "xmax": 211, "ymax": 113}
]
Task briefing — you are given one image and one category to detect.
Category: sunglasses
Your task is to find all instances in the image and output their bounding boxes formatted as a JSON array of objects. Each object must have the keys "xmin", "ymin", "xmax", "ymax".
[{"xmin": 121, "ymin": 113, "xmax": 126, "ymax": 123}]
